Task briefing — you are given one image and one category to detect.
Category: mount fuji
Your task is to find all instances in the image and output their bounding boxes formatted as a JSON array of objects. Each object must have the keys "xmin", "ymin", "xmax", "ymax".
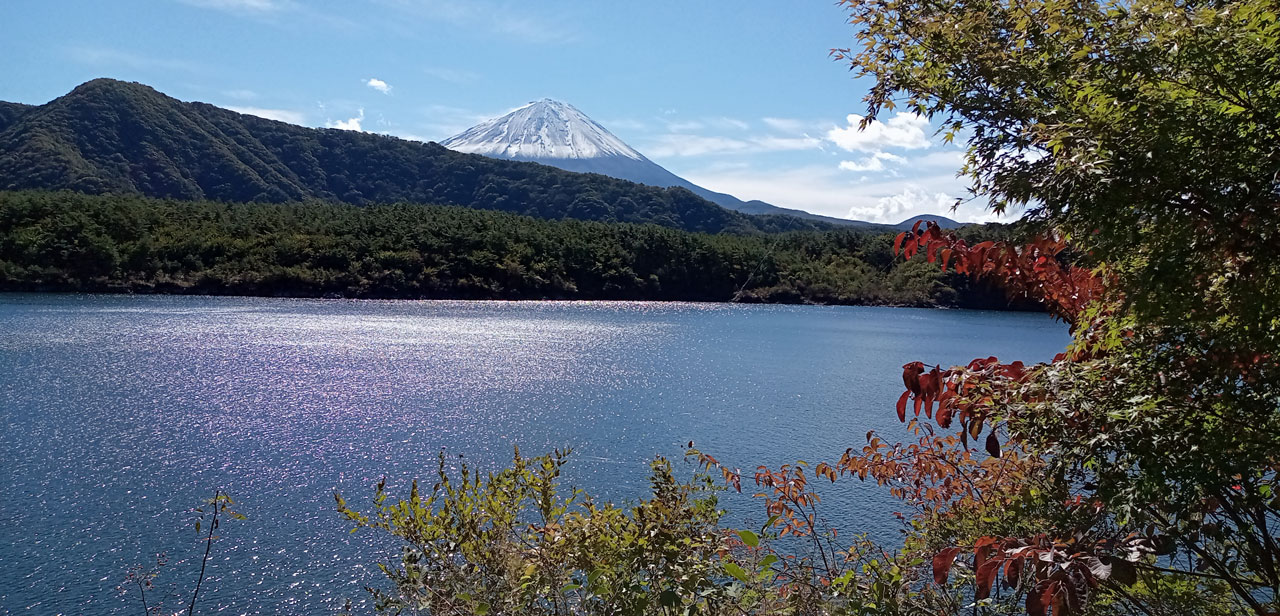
[{"xmin": 442, "ymin": 99, "xmax": 872, "ymax": 227}]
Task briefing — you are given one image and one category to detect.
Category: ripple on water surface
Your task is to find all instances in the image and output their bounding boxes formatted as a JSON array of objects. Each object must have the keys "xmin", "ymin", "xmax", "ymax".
[{"xmin": 0, "ymin": 295, "xmax": 1070, "ymax": 615}]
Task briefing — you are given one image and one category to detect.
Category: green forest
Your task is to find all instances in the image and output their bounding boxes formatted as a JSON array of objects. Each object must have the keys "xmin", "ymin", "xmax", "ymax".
[{"xmin": 0, "ymin": 190, "xmax": 1015, "ymax": 307}]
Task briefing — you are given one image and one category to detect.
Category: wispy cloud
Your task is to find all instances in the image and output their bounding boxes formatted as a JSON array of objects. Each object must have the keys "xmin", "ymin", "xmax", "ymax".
[
  {"xmin": 838, "ymin": 151, "xmax": 906, "ymax": 173},
  {"xmin": 639, "ymin": 113, "xmax": 844, "ymax": 160},
  {"xmin": 827, "ymin": 112, "xmax": 931, "ymax": 152},
  {"xmin": 762, "ymin": 117, "xmax": 823, "ymax": 133},
  {"xmin": 423, "ymin": 66, "xmax": 481, "ymax": 84},
  {"xmin": 177, "ymin": 0, "xmax": 290, "ymax": 12},
  {"xmin": 365, "ymin": 78, "xmax": 392, "ymax": 94},
  {"xmin": 602, "ymin": 118, "xmax": 648, "ymax": 132},
  {"xmin": 664, "ymin": 120, "xmax": 705, "ymax": 133},
  {"xmin": 682, "ymin": 162, "xmax": 1005, "ymax": 224},
  {"xmin": 713, "ymin": 117, "xmax": 750, "ymax": 131},
  {"xmin": 176, "ymin": 0, "xmax": 361, "ymax": 31},
  {"xmin": 681, "ymin": 164, "xmax": 873, "ymax": 219},
  {"xmin": 644, "ymin": 133, "xmax": 822, "ymax": 158},
  {"xmin": 647, "ymin": 135, "xmax": 749, "ymax": 157},
  {"xmin": 413, "ymin": 103, "xmax": 523, "ymax": 141},
  {"xmin": 65, "ymin": 45, "xmax": 203, "ymax": 72},
  {"xmin": 661, "ymin": 117, "xmax": 749, "ymax": 134},
  {"xmin": 376, "ymin": 0, "xmax": 578, "ymax": 44},
  {"xmin": 226, "ymin": 106, "xmax": 306, "ymax": 124},
  {"xmin": 752, "ymin": 136, "xmax": 824, "ymax": 152},
  {"xmin": 222, "ymin": 89, "xmax": 259, "ymax": 100},
  {"xmin": 326, "ymin": 108, "xmax": 365, "ymax": 131}
]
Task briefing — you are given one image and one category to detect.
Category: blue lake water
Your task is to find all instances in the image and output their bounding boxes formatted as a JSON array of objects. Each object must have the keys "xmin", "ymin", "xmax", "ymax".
[{"xmin": 0, "ymin": 294, "xmax": 1071, "ymax": 614}]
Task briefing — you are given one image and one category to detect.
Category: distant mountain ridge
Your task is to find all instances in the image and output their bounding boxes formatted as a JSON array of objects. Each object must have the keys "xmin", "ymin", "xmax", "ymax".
[
  {"xmin": 0, "ymin": 79, "xmax": 842, "ymax": 234},
  {"xmin": 443, "ymin": 99, "xmax": 879, "ymax": 228},
  {"xmin": 894, "ymin": 214, "xmax": 963, "ymax": 230}
]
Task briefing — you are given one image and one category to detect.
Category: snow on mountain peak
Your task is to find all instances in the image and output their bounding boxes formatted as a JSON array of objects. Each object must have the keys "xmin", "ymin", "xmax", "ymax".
[{"xmin": 442, "ymin": 99, "xmax": 644, "ymax": 161}]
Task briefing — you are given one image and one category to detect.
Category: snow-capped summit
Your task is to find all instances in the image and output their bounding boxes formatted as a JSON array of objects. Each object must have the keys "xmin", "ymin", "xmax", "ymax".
[
  {"xmin": 442, "ymin": 99, "xmax": 644, "ymax": 161},
  {"xmin": 442, "ymin": 100, "xmax": 875, "ymax": 227}
]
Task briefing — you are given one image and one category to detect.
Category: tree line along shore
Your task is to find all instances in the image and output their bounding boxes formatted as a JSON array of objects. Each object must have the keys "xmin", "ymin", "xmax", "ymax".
[{"xmin": 0, "ymin": 190, "xmax": 1025, "ymax": 308}]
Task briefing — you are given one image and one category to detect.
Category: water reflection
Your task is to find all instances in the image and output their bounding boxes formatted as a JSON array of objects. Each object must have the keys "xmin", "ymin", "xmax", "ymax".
[{"xmin": 0, "ymin": 295, "xmax": 1069, "ymax": 614}]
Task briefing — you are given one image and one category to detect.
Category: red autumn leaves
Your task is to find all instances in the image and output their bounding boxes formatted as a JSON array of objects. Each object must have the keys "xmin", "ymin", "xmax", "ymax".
[
  {"xmin": 894, "ymin": 221, "xmax": 1104, "ymax": 327},
  {"xmin": 896, "ymin": 356, "xmax": 1030, "ymax": 459},
  {"xmin": 932, "ymin": 535, "xmax": 1139, "ymax": 616},
  {"xmin": 897, "ymin": 361, "xmax": 943, "ymax": 423}
]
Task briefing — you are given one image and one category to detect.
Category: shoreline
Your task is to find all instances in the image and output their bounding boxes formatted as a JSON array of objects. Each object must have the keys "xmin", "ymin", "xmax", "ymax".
[{"xmin": 0, "ymin": 286, "xmax": 1045, "ymax": 313}]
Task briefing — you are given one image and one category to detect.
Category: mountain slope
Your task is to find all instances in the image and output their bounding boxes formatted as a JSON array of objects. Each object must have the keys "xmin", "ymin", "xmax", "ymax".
[
  {"xmin": 441, "ymin": 99, "xmax": 644, "ymax": 160},
  {"xmin": 0, "ymin": 79, "xmax": 834, "ymax": 234},
  {"xmin": 893, "ymin": 214, "xmax": 964, "ymax": 231},
  {"xmin": 443, "ymin": 99, "xmax": 878, "ymax": 228},
  {"xmin": 0, "ymin": 102, "xmax": 30, "ymax": 132}
]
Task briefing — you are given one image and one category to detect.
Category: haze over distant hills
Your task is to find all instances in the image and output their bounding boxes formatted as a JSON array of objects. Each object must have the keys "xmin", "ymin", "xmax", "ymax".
[{"xmin": 443, "ymin": 99, "xmax": 884, "ymax": 227}]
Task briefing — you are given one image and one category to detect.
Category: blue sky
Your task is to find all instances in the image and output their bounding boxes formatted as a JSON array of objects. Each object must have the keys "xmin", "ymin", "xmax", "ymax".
[{"xmin": 0, "ymin": 0, "xmax": 1007, "ymax": 223}]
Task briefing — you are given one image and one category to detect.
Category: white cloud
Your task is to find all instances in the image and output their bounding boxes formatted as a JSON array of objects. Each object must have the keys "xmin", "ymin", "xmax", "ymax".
[
  {"xmin": 645, "ymin": 134, "xmax": 822, "ymax": 158},
  {"xmin": 752, "ymin": 136, "xmax": 823, "ymax": 151},
  {"xmin": 762, "ymin": 117, "xmax": 804, "ymax": 132},
  {"xmin": 618, "ymin": 107, "xmax": 1008, "ymax": 224},
  {"xmin": 762, "ymin": 117, "xmax": 826, "ymax": 133},
  {"xmin": 679, "ymin": 160, "xmax": 1011, "ymax": 225},
  {"xmin": 634, "ymin": 109, "xmax": 994, "ymax": 223},
  {"xmin": 376, "ymin": 0, "xmax": 577, "ymax": 44},
  {"xmin": 602, "ymin": 118, "xmax": 648, "ymax": 132},
  {"xmin": 713, "ymin": 117, "xmax": 749, "ymax": 131},
  {"xmin": 664, "ymin": 120, "xmax": 705, "ymax": 133},
  {"xmin": 326, "ymin": 108, "xmax": 365, "ymax": 131},
  {"xmin": 838, "ymin": 151, "xmax": 907, "ymax": 173},
  {"xmin": 178, "ymin": 0, "xmax": 288, "ymax": 12},
  {"xmin": 225, "ymin": 106, "xmax": 306, "ymax": 124},
  {"xmin": 846, "ymin": 186, "xmax": 957, "ymax": 222},
  {"xmin": 682, "ymin": 165, "xmax": 876, "ymax": 219},
  {"xmin": 365, "ymin": 78, "xmax": 392, "ymax": 94},
  {"xmin": 647, "ymin": 135, "xmax": 749, "ymax": 157},
  {"xmin": 177, "ymin": 0, "xmax": 360, "ymax": 29},
  {"xmin": 661, "ymin": 117, "xmax": 749, "ymax": 134},
  {"xmin": 828, "ymin": 112, "xmax": 931, "ymax": 152}
]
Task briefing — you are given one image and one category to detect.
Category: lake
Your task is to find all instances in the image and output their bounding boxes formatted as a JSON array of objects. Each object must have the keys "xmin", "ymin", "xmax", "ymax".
[{"xmin": 0, "ymin": 294, "xmax": 1070, "ymax": 615}]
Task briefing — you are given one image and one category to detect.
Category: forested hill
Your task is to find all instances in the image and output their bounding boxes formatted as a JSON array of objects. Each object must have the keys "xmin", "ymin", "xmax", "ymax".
[
  {"xmin": 0, "ymin": 102, "xmax": 31, "ymax": 131},
  {"xmin": 0, "ymin": 79, "xmax": 837, "ymax": 235},
  {"xmin": 0, "ymin": 190, "xmax": 1019, "ymax": 307}
]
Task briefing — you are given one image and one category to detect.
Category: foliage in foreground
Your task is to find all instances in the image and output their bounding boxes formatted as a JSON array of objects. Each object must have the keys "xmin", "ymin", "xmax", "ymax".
[
  {"xmin": 336, "ymin": 450, "xmax": 737, "ymax": 615},
  {"xmin": 0, "ymin": 190, "xmax": 1014, "ymax": 307},
  {"xmin": 335, "ymin": 449, "xmax": 934, "ymax": 616},
  {"xmin": 806, "ymin": 0, "xmax": 1280, "ymax": 613},
  {"xmin": 336, "ymin": 0, "xmax": 1280, "ymax": 613}
]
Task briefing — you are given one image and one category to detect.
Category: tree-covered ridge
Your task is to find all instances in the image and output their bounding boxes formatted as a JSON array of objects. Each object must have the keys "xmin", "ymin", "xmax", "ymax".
[
  {"xmin": 0, "ymin": 190, "xmax": 1015, "ymax": 306},
  {"xmin": 0, "ymin": 79, "xmax": 846, "ymax": 235},
  {"xmin": 0, "ymin": 101, "xmax": 31, "ymax": 132}
]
